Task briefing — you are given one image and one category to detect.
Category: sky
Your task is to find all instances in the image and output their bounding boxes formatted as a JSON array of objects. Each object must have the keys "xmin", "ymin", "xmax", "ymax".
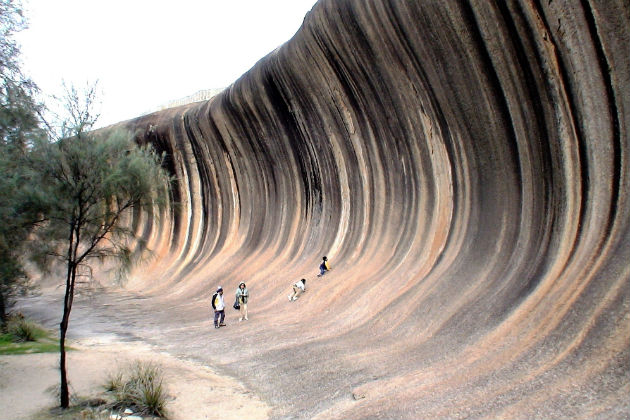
[{"xmin": 16, "ymin": 0, "xmax": 318, "ymax": 128}]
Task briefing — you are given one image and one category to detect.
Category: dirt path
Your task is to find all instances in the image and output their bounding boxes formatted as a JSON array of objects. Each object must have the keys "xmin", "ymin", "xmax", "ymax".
[
  {"xmin": 2, "ymin": 291, "xmax": 271, "ymax": 420},
  {"xmin": 10, "ymin": 283, "xmax": 376, "ymax": 420},
  {"xmin": 10, "ymin": 281, "xmax": 373, "ymax": 420}
]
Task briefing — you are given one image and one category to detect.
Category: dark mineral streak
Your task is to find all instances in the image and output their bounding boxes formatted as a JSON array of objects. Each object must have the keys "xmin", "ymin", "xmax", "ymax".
[{"xmin": 116, "ymin": 1, "xmax": 628, "ymax": 418}]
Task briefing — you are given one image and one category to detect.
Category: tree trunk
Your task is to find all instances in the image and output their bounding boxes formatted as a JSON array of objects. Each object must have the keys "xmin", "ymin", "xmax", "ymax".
[
  {"xmin": 59, "ymin": 263, "xmax": 73, "ymax": 409},
  {"xmin": 59, "ymin": 312, "xmax": 69, "ymax": 408},
  {"xmin": 60, "ymin": 222, "xmax": 78, "ymax": 409}
]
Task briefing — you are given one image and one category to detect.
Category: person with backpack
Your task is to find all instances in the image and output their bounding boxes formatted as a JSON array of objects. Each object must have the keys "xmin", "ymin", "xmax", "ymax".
[
  {"xmin": 317, "ymin": 256, "xmax": 330, "ymax": 277},
  {"xmin": 288, "ymin": 278, "xmax": 306, "ymax": 301},
  {"xmin": 235, "ymin": 282, "xmax": 249, "ymax": 321},
  {"xmin": 211, "ymin": 286, "xmax": 226, "ymax": 329}
]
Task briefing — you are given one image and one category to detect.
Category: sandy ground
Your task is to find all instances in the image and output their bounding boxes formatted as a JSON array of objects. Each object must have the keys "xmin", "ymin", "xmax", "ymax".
[{"xmin": 0, "ymin": 336, "xmax": 270, "ymax": 420}]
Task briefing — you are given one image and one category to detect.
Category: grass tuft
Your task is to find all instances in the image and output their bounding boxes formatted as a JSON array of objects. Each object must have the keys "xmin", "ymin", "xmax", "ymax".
[
  {"xmin": 0, "ymin": 315, "xmax": 58, "ymax": 355},
  {"xmin": 7, "ymin": 317, "xmax": 47, "ymax": 342},
  {"xmin": 103, "ymin": 370, "xmax": 124, "ymax": 393},
  {"xmin": 105, "ymin": 360, "xmax": 169, "ymax": 417}
]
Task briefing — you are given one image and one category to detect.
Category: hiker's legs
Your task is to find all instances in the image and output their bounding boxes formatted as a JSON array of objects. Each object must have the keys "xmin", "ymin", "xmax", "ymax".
[
  {"xmin": 214, "ymin": 311, "xmax": 221, "ymax": 327},
  {"xmin": 241, "ymin": 303, "xmax": 248, "ymax": 320},
  {"xmin": 219, "ymin": 310, "xmax": 225, "ymax": 325}
]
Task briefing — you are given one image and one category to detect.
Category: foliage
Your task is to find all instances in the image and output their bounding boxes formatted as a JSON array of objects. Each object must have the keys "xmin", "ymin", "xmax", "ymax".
[
  {"xmin": 19, "ymin": 83, "xmax": 172, "ymax": 409},
  {"xmin": 0, "ymin": 148, "xmax": 45, "ymax": 325},
  {"xmin": 0, "ymin": 0, "xmax": 46, "ymax": 326},
  {"xmin": 6, "ymin": 315, "xmax": 46, "ymax": 341},
  {"xmin": 25, "ymin": 126, "xmax": 170, "ymax": 276},
  {"xmin": 2, "ymin": 1, "xmax": 172, "ymax": 410},
  {"xmin": 0, "ymin": 315, "xmax": 58, "ymax": 354},
  {"xmin": 33, "ymin": 361, "xmax": 169, "ymax": 419},
  {"xmin": 0, "ymin": 333, "xmax": 59, "ymax": 354},
  {"xmin": 0, "ymin": 0, "xmax": 42, "ymax": 147},
  {"xmin": 103, "ymin": 370, "xmax": 124, "ymax": 393},
  {"xmin": 105, "ymin": 360, "xmax": 169, "ymax": 417}
]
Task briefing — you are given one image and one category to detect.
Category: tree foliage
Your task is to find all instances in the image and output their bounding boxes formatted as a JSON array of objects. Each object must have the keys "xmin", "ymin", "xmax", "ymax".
[
  {"xmin": 0, "ymin": 0, "xmax": 45, "ymax": 325},
  {"xmin": 2, "ymin": 1, "xmax": 173, "ymax": 409},
  {"xmin": 0, "ymin": 0, "xmax": 42, "ymax": 147},
  {"xmin": 24, "ymin": 90, "xmax": 170, "ymax": 407},
  {"xmin": 27, "ymin": 128, "xmax": 170, "ymax": 276}
]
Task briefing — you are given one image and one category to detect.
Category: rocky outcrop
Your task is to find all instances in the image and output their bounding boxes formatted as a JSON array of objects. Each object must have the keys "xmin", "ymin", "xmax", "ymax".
[{"xmin": 119, "ymin": 1, "xmax": 629, "ymax": 418}]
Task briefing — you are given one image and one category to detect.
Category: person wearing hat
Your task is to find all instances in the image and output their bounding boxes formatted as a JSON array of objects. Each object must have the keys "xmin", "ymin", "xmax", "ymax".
[
  {"xmin": 235, "ymin": 282, "xmax": 249, "ymax": 321},
  {"xmin": 211, "ymin": 286, "xmax": 226, "ymax": 328}
]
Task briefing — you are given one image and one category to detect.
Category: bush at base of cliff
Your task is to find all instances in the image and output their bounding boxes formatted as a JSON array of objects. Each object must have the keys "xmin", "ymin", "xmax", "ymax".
[
  {"xmin": 0, "ymin": 315, "xmax": 58, "ymax": 354},
  {"xmin": 6, "ymin": 314, "xmax": 46, "ymax": 342}
]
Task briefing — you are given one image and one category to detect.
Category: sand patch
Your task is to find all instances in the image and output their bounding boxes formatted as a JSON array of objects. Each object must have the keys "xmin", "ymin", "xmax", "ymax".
[{"xmin": 0, "ymin": 337, "xmax": 270, "ymax": 420}]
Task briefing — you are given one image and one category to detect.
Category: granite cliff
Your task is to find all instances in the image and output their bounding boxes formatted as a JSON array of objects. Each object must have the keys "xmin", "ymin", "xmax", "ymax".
[{"xmin": 114, "ymin": 0, "xmax": 629, "ymax": 418}]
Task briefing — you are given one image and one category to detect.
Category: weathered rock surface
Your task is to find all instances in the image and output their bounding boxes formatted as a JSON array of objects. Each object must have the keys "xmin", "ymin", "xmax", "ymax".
[{"xmin": 114, "ymin": 1, "xmax": 628, "ymax": 418}]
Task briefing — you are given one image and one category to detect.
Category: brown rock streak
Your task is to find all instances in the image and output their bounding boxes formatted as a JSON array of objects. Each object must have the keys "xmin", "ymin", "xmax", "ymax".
[{"xmin": 114, "ymin": 1, "xmax": 628, "ymax": 418}]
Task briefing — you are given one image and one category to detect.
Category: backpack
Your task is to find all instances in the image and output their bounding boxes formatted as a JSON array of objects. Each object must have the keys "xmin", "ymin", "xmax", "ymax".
[{"xmin": 211, "ymin": 292, "xmax": 218, "ymax": 310}]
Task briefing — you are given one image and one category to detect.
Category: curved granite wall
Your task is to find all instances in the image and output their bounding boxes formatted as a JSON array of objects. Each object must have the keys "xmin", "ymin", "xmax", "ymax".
[{"xmin": 120, "ymin": 0, "xmax": 629, "ymax": 418}]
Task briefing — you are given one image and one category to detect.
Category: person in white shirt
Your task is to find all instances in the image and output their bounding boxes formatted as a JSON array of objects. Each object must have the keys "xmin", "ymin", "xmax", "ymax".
[
  {"xmin": 288, "ymin": 278, "xmax": 306, "ymax": 301},
  {"xmin": 211, "ymin": 286, "xmax": 226, "ymax": 328}
]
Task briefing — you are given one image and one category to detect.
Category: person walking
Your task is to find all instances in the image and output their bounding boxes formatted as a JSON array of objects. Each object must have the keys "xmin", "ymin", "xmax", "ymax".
[
  {"xmin": 211, "ymin": 286, "xmax": 226, "ymax": 329},
  {"xmin": 288, "ymin": 278, "xmax": 306, "ymax": 301},
  {"xmin": 235, "ymin": 282, "xmax": 249, "ymax": 321},
  {"xmin": 318, "ymin": 256, "xmax": 330, "ymax": 277}
]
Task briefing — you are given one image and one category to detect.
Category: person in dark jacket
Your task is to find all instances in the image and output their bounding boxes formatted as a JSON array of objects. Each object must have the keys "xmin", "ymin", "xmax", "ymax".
[{"xmin": 318, "ymin": 256, "xmax": 330, "ymax": 277}]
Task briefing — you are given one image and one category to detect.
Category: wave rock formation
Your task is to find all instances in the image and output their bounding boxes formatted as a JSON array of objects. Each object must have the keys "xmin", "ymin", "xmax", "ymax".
[{"xmin": 116, "ymin": 0, "xmax": 629, "ymax": 418}]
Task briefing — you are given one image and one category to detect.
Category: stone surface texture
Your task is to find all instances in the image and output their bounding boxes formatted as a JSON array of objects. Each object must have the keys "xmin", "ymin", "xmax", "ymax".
[{"xmin": 108, "ymin": 1, "xmax": 628, "ymax": 418}]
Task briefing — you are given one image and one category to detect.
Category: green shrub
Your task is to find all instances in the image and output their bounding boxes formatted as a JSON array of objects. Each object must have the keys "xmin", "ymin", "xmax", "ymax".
[
  {"xmin": 0, "ymin": 315, "xmax": 57, "ymax": 355},
  {"xmin": 105, "ymin": 361, "xmax": 168, "ymax": 417},
  {"xmin": 7, "ymin": 316, "xmax": 46, "ymax": 342}
]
